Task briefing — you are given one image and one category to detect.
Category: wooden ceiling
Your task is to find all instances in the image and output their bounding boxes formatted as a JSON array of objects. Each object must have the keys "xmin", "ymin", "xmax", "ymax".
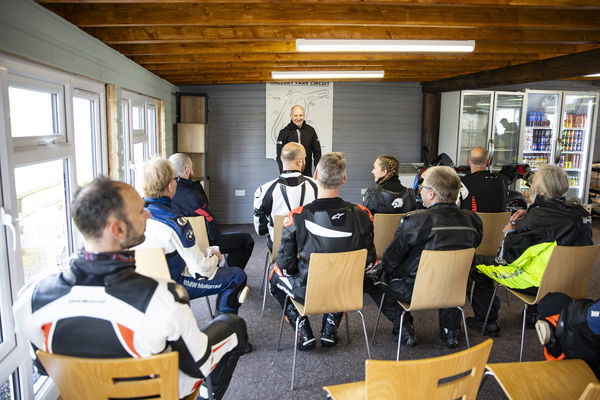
[{"xmin": 36, "ymin": 1, "xmax": 600, "ymax": 87}]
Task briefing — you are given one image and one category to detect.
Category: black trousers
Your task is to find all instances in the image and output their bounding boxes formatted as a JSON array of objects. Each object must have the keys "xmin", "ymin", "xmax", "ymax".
[
  {"xmin": 363, "ymin": 278, "xmax": 462, "ymax": 331},
  {"xmin": 219, "ymin": 232, "xmax": 254, "ymax": 269}
]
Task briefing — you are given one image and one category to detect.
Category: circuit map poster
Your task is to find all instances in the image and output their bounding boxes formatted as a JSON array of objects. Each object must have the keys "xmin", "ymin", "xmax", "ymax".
[{"xmin": 265, "ymin": 82, "xmax": 333, "ymax": 159}]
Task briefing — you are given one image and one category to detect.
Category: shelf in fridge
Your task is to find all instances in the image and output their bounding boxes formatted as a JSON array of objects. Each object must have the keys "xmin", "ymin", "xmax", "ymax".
[
  {"xmin": 523, "ymin": 151, "xmax": 551, "ymax": 154},
  {"xmin": 526, "ymin": 126, "xmax": 555, "ymax": 129},
  {"xmin": 560, "ymin": 151, "xmax": 583, "ymax": 154},
  {"xmin": 562, "ymin": 128, "xmax": 589, "ymax": 130}
]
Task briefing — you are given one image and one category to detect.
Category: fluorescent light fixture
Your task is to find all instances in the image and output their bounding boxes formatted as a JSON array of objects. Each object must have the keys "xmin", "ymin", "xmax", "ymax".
[
  {"xmin": 272, "ymin": 70, "xmax": 384, "ymax": 79},
  {"xmin": 584, "ymin": 73, "xmax": 600, "ymax": 77},
  {"xmin": 296, "ymin": 39, "xmax": 475, "ymax": 53}
]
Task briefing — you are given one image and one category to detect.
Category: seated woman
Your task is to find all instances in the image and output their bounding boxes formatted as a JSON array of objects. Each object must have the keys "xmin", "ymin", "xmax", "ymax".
[
  {"xmin": 363, "ymin": 155, "xmax": 416, "ymax": 214},
  {"xmin": 468, "ymin": 164, "xmax": 593, "ymax": 336}
]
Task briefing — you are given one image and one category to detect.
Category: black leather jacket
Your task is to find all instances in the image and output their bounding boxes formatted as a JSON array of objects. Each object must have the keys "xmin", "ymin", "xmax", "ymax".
[
  {"xmin": 383, "ymin": 203, "xmax": 483, "ymax": 299},
  {"xmin": 363, "ymin": 176, "xmax": 416, "ymax": 214},
  {"xmin": 276, "ymin": 121, "xmax": 321, "ymax": 176},
  {"xmin": 460, "ymin": 170, "xmax": 508, "ymax": 212},
  {"xmin": 497, "ymin": 196, "xmax": 593, "ymax": 264},
  {"xmin": 275, "ymin": 197, "xmax": 376, "ymax": 301}
]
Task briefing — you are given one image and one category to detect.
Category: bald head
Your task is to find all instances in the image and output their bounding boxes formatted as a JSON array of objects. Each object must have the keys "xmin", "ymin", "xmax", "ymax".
[
  {"xmin": 468, "ymin": 146, "xmax": 489, "ymax": 171},
  {"xmin": 281, "ymin": 142, "xmax": 306, "ymax": 171},
  {"xmin": 168, "ymin": 153, "xmax": 192, "ymax": 179},
  {"xmin": 290, "ymin": 105, "xmax": 305, "ymax": 128}
]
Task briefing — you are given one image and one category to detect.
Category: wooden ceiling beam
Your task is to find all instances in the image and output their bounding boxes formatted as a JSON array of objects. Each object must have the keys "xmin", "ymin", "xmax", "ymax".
[
  {"xmin": 34, "ymin": 0, "xmax": 600, "ymax": 8},
  {"xmin": 113, "ymin": 41, "xmax": 600, "ymax": 56},
  {"xmin": 84, "ymin": 25, "xmax": 600, "ymax": 44},
  {"xmin": 45, "ymin": 4, "xmax": 600, "ymax": 30},
  {"xmin": 130, "ymin": 52, "xmax": 553, "ymax": 64},
  {"xmin": 422, "ymin": 47, "xmax": 600, "ymax": 92}
]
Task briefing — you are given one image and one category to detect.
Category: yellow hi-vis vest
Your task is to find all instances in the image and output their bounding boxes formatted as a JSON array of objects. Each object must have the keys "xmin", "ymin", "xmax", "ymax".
[{"xmin": 475, "ymin": 241, "xmax": 557, "ymax": 289}]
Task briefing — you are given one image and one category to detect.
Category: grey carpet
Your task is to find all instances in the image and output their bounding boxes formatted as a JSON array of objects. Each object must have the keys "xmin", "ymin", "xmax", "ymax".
[{"xmin": 189, "ymin": 221, "xmax": 600, "ymax": 400}]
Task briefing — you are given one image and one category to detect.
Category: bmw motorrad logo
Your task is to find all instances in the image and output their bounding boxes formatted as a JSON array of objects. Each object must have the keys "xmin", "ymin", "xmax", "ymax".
[
  {"xmin": 177, "ymin": 216, "xmax": 188, "ymax": 226},
  {"xmin": 186, "ymin": 229, "xmax": 195, "ymax": 241}
]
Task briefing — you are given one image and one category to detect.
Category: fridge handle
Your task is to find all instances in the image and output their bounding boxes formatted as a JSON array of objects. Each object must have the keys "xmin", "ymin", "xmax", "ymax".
[
  {"xmin": 553, "ymin": 131, "xmax": 562, "ymax": 164},
  {"xmin": 487, "ymin": 138, "xmax": 494, "ymax": 170}
]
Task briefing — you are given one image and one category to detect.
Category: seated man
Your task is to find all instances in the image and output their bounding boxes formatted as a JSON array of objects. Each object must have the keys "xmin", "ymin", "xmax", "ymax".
[
  {"xmin": 380, "ymin": 166, "xmax": 482, "ymax": 348},
  {"xmin": 140, "ymin": 158, "xmax": 248, "ymax": 316},
  {"xmin": 254, "ymin": 142, "xmax": 318, "ymax": 249},
  {"xmin": 460, "ymin": 146, "xmax": 508, "ymax": 212},
  {"xmin": 12, "ymin": 177, "xmax": 248, "ymax": 400},
  {"xmin": 169, "ymin": 153, "xmax": 255, "ymax": 269},
  {"xmin": 270, "ymin": 152, "xmax": 376, "ymax": 350}
]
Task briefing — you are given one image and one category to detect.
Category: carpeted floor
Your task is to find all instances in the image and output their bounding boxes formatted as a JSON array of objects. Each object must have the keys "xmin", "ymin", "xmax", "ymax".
[{"xmin": 189, "ymin": 221, "xmax": 600, "ymax": 400}]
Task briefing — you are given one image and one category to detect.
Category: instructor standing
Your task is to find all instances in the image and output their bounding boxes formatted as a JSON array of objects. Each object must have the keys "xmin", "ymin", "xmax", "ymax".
[{"xmin": 276, "ymin": 105, "xmax": 321, "ymax": 176}]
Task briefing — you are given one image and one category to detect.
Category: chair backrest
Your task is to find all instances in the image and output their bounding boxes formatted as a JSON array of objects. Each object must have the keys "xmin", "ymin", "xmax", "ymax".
[
  {"xmin": 365, "ymin": 339, "xmax": 493, "ymax": 400},
  {"xmin": 188, "ymin": 215, "xmax": 210, "ymax": 255},
  {"xmin": 486, "ymin": 359, "xmax": 598, "ymax": 400},
  {"xmin": 271, "ymin": 214, "xmax": 285, "ymax": 263},
  {"xmin": 37, "ymin": 351, "xmax": 179, "ymax": 400},
  {"xmin": 409, "ymin": 248, "xmax": 475, "ymax": 310},
  {"xmin": 535, "ymin": 244, "xmax": 600, "ymax": 302},
  {"xmin": 580, "ymin": 382, "xmax": 600, "ymax": 400},
  {"xmin": 373, "ymin": 213, "xmax": 404, "ymax": 259},
  {"xmin": 476, "ymin": 212, "xmax": 511, "ymax": 257},
  {"xmin": 303, "ymin": 249, "xmax": 368, "ymax": 315},
  {"xmin": 135, "ymin": 248, "xmax": 171, "ymax": 280}
]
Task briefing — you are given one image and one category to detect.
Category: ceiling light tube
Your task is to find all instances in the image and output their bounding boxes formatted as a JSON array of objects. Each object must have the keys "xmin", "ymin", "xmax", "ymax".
[
  {"xmin": 584, "ymin": 73, "xmax": 600, "ymax": 77},
  {"xmin": 296, "ymin": 39, "xmax": 475, "ymax": 53},
  {"xmin": 272, "ymin": 70, "xmax": 384, "ymax": 79}
]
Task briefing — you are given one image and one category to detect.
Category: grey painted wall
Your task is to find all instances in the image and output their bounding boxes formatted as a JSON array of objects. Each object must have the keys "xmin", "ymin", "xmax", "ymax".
[
  {"xmin": 178, "ymin": 82, "xmax": 423, "ymax": 224},
  {"xmin": 0, "ymin": 0, "xmax": 178, "ymax": 163}
]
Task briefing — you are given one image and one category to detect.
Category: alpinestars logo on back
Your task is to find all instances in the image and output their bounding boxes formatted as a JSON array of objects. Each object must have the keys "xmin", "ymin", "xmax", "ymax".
[
  {"xmin": 331, "ymin": 213, "xmax": 344, "ymax": 220},
  {"xmin": 391, "ymin": 198, "xmax": 404, "ymax": 209}
]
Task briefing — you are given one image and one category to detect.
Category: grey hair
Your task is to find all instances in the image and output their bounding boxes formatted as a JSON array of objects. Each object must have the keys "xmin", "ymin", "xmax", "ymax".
[
  {"xmin": 530, "ymin": 164, "xmax": 569, "ymax": 201},
  {"xmin": 423, "ymin": 166, "xmax": 461, "ymax": 203},
  {"xmin": 316, "ymin": 152, "xmax": 346, "ymax": 189},
  {"xmin": 168, "ymin": 153, "xmax": 191, "ymax": 176}
]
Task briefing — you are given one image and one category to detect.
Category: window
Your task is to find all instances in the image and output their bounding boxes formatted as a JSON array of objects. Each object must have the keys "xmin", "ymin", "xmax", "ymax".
[
  {"xmin": 73, "ymin": 90, "xmax": 102, "ymax": 186},
  {"xmin": 121, "ymin": 91, "xmax": 159, "ymax": 192}
]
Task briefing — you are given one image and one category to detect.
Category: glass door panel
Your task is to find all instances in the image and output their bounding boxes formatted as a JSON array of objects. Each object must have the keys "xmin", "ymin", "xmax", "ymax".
[
  {"xmin": 458, "ymin": 92, "xmax": 492, "ymax": 165},
  {"xmin": 492, "ymin": 93, "xmax": 523, "ymax": 169}
]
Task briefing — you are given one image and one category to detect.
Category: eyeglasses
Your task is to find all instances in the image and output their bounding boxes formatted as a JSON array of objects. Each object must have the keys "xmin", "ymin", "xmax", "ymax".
[{"xmin": 419, "ymin": 184, "xmax": 433, "ymax": 193}]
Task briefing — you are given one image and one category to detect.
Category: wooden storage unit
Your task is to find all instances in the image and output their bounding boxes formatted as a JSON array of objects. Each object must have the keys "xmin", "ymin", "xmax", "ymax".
[{"xmin": 177, "ymin": 94, "xmax": 207, "ymax": 191}]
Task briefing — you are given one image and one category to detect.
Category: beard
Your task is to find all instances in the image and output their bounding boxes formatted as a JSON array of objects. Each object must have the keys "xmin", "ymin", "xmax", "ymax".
[{"xmin": 120, "ymin": 218, "xmax": 145, "ymax": 249}]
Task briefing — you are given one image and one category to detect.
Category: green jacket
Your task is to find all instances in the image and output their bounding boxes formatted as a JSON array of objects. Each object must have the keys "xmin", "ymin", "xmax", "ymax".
[{"xmin": 476, "ymin": 241, "xmax": 556, "ymax": 289}]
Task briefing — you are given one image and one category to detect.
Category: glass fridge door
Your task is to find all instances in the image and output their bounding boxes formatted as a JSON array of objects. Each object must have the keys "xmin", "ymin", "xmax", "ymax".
[
  {"xmin": 491, "ymin": 92, "xmax": 524, "ymax": 169},
  {"xmin": 457, "ymin": 91, "xmax": 493, "ymax": 166},
  {"xmin": 519, "ymin": 91, "xmax": 561, "ymax": 199},
  {"xmin": 559, "ymin": 92, "xmax": 597, "ymax": 200}
]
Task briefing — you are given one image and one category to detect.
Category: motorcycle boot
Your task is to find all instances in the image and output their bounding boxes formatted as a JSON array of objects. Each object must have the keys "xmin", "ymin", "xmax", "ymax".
[
  {"xmin": 285, "ymin": 302, "xmax": 315, "ymax": 351},
  {"xmin": 321, "ymin": 312, "xmax": 343, "ymax": 348}
]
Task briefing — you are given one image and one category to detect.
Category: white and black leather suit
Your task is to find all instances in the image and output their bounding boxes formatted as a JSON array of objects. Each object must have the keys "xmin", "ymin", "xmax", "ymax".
[{"xmin": 12, "ymin": 250, "xmax": 248, "ymax": 400}]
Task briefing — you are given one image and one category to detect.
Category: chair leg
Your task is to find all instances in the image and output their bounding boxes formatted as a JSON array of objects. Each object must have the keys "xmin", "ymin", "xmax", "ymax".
[
  {"xmin": 477, "ymin": 370, "xmax": 494, "ymax": 398},
  {"xmin": 260, "ymin": 251, "xmax": 270, "ymax": 295},
  {"xmin": 345, "ymin": 312, "xmax": 351, "ymax": 344},
  {"xmin": 505, "ymin": 286, "xmax": 511, "ymax": 308},
  {"xmin": 277, "ymin": 297, "xmax": 288, "ymax": 352},
  {"xmin": 458, "ymin": 306, "xmax": 470, "ymax": 349},
  {"xmin": 481, "ymin": 284, "xmax": 502, "ymax": 336},
  {"xmin": 396, "ymin": 311, "xmax": 406, "ymax": 361},
  {"xmin": 519, "ymin": 304, "xmax": 528, "ymax": 362},
  {"xmin": 291, "ymin": 317, "xmax": 300, "ymax": 390},
  {"xmin": 371, "ymin": 293, "xmax": 385, "ymax": 345},
  {"xmin": 205, "ymin": 296, "xmax": 214, "ymax": 319},
  {"xmin": 357, "ymin": 310, "xmax": 371, "ymax": 360},
  {"xmin": 469, "ymin": 280, "xmax": 475, "ymax": 305},
  {"xmin": 261, "ymin": 259, "xmax": 272, "ymax": 316}
]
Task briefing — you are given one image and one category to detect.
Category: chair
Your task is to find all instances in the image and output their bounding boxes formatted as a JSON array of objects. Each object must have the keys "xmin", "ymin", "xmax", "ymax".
[
  {"xmin": 36, "ymin": 350, "xmax": 203, "ymax": 400},
  {"xmin": 323, "ymin": 338, "xmax": 493, "ymax": 400},
  {"xmin": 580, "ymin": 383, "xmax": 600, "ymax": 400},
  {"xmin": 135, "ymin": 247, "xmax": 171, "ymax": 280},
  {"xmin": 261, "ymin": 214, "xmax": 284, "ymax": 315},
  {"xmin": 188, "ymin": 215, "xmax": 210, "ymax": 257},
  {"xmin": 480, "ymin": 244, "xmax": 600, "ymax": 361},
  {"xmin": 276, "ymin": 249, "xmax": 370, "ymax": 390},
  {"xmin": 373, "ymin": 213, "xmax": 404, "ymax": 259},
  {"xmin": 475, "ymin": 212, "xmax": 510, "ymax": 257},
  {"xmin": 372, "ymin": 248, "xmax": 476, "ymax": 360},
  {"xmin": 484, "ymin": 359, "xmax": 599, "ymax": 400}
]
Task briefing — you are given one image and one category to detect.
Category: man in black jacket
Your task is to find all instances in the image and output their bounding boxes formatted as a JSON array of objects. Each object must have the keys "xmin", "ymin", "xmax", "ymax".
[
  {"xmin": 380, "ymin": 166, "xmax": 483, "ymax": 348},
  {"xmin": 270, "ymin": 152, "xmax": 376, "ymax": 350},
  {"xmin": 460, "ymin": 146, "xmax": 508, "ymax": 212},
  {"xmin": 169, "ymin": 153, "xmax": 254, "ymax": 269},
  {"xmin": 276, "ymin": 105, "xmax": 321, "ymax": 176}
]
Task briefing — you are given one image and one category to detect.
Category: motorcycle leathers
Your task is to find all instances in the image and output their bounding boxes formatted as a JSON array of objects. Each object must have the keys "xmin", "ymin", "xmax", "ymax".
[
  {"xmin": 363, "ymin": 176, "xmax": 416, "ymax": 214},
  {"xmin": 383, "ymin": 202, "xmax": 483, "ymax": 302},
  {"xmin": 271, "ymin": 197, "xmax": 376, "ymax": 302},
  {"xmin": 276, "ymin": 121, "xmax": 321, "ymax": 176},
  {"xmin": 12, "ymin": 250, "xmax": 248, "ymax": 399},
  {"xmin": 253, "ymin": 171, "xmax": 318, "ymax": 242},
  {"xmin": 460, "ymin": 170, "xmax": 508, "ymax": 212}
]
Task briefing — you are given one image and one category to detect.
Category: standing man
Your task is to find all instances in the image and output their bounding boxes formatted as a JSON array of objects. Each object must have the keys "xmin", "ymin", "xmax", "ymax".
[
  {"xmin": 460, "ymin": 146, "xmax": 508, "ymax": 212},
  {"xmin": 379, "ymin": 166, "xmax": 482, "ymax": 348},
  {"xmin": 276, "ymin": 105, "xmax": 321, "ymax": 176},
  {"xmin": 140, "ymin": 158, "xmax": 249, "ymax": 317},
  {"xmin": 169, "ymin": 153, "xmax": 255, "ymax": 269},
  {"xmin": 254, "ymin": 142, "xmax": 318, "ymax": 249},
  {"xmin": 12, "ymin": 177, "xmax": 248, "ymax": 400},
  {"xmin": 270, "ymin": 152, "xmax": 376, "ymax": 350}
]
